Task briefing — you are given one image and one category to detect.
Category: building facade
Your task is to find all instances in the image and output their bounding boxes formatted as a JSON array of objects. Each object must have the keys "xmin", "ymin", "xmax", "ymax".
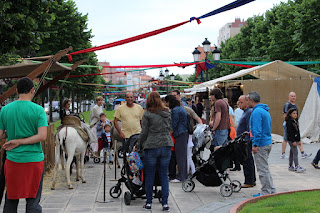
[{"xmin": 217, "ymin": 18, "xmax": 247, "ymax": 47}]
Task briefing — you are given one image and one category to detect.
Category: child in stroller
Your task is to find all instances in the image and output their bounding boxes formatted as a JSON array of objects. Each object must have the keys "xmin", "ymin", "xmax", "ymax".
[
  {"xmin": 109, "ymin": 134, "xmax": 162, "ymax": 205},
  {"xmin": 183, "ymin": 129, "xmax": 250, "ymax": 197}
]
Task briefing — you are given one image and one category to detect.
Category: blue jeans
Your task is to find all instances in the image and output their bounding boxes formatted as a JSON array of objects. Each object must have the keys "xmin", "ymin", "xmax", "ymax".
[
  {"xmin": 144, "ymin": 146, "xmax": 171, "ymax": 205},
  {"xmin": 213, "ymin": 129, "xmax": 229, "ymax": 147}
]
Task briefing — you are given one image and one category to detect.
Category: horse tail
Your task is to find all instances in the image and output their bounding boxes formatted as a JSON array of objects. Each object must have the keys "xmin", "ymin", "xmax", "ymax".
[{"xmin": 62, "ymin": 127, "xmax": 68, "ymax": 151}]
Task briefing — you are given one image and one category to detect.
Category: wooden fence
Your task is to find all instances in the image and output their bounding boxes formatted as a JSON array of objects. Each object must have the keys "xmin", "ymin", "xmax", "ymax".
[{"xmin": 0, "ymin": 124, "xmax": 55, "ymax": 173}]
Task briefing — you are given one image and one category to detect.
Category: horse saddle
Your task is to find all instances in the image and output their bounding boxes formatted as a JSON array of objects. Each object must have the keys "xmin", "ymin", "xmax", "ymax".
[{"xmin": 62, "ymin": 116, "xmax": 89, "ymax": 141}]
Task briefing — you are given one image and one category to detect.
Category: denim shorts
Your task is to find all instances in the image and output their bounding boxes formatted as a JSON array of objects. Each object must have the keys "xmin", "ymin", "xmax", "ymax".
[
  {"xmin": 283, "ymin": 121, "xmax": 287, "ymax": 141},
  {"xmin": 213, "ymin": 129, "xmax": 229, "ymax": 147}
]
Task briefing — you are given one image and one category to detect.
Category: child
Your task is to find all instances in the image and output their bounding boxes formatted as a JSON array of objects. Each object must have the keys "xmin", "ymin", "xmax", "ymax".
[
  {"xmin": 100, "ymin": 123, "xmax": 114, "ymax": 164},
  {"xmin": 286, "ymin": 108, "xmax": 306, "ymax": 173},
  {"xmin": 96, "ymin": 112, "xmax": 111, "ymax": 138}
]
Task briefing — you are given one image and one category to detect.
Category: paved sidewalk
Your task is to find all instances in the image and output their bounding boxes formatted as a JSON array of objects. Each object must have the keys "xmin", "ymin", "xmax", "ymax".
[{"xmin": 2, "ymin": 142, "xmax": 320, "ymax": 213}]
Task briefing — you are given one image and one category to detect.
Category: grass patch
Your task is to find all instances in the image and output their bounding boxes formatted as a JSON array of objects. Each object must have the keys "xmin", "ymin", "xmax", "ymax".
[
  {"xmin": 239, "ymin": 191, "xmax": 320, "ymax": 213},
  {"xmin": 51, "ymin": 110, "xmax": 115, "ymax": 133}
]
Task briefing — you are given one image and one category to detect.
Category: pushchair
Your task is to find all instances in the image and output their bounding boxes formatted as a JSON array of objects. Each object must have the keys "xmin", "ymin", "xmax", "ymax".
[
  {"xmin": 182, "ymin": 132, "xmax": 250, "ymax": 197},
  {"xmin": 109, "ymin": 134, "xmax": 162, "ymax": 205}
]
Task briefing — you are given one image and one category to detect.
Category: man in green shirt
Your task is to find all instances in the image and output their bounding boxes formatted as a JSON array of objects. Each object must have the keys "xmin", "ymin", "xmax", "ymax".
[{"xmin": 0, "ymin": 77, "xmax": 48, "ymax": 213}]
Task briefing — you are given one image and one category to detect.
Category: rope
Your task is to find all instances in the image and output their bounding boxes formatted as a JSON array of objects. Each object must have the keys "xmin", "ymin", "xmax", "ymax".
[{"xmin": 34, "ymin": 57, "xmax": 54, "ymax": 95}]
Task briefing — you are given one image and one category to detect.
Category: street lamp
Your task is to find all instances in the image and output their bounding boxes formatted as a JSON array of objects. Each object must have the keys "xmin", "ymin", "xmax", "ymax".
[
  {"xmin": 202, "ymin": 38, "xmax": 211, "ymax": 82},
  {"xmin": 192, "ymin": 47, "xmax": 201, "ymax": 62},
  {"xmin": 212, "ymin": 46, "xmax": 221, "ymax": 61},
  {"xmin": 170, "ymin": 73, "xmax": 175, "ymax": 81}
]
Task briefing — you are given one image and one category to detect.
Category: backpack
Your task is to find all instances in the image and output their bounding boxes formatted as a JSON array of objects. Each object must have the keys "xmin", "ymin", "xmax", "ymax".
[
  {"xmin": 187, "ymin": 113, "xmax": 194, "ymax": 135},
  {"xmin": 127, "ymin": 152, "xmax": 144, "ymax": 173}
]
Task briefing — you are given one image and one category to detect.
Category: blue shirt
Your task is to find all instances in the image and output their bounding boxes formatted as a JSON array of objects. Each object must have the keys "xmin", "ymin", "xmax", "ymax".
[{"xmin": 236, "ymin": 108, "xmax": 252, "ymax": 136}]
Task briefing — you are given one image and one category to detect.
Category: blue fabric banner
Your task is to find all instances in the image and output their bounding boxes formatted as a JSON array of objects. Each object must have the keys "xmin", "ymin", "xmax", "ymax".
[{"xmin": 197, "ymin": 0, "xmax": 255, "ymax": 20}]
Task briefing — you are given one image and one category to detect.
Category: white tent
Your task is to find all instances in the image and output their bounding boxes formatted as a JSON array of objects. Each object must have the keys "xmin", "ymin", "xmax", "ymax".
[
  {"xmin": 299, "ymin": 77, "xmax": 320, "ymax": 142},
  {"xmin": 186, "ymin": 60, "xmax": 318, "ymax": 93}
]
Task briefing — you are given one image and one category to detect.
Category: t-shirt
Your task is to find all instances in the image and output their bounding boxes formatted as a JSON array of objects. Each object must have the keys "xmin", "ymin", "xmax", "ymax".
[
  {"xmin": 114, "ymin": 103, "xmax": 144, "ymax": 138},
  {"xmin": 283, "ymin": 101, "xmax": 299, "ymax": 117},
  {"xmin": 0, "ymin": 101, "xmax": 48, "ymax": 163},
  {"xmin": 213, "ymin": 99, "xmax": 230, "ymax": 130}
]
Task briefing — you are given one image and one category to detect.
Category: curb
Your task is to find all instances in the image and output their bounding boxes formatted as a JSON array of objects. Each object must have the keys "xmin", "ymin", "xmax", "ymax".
[{"xmin": 229, "ymin": 188, "xmax": 320, "ymax": 213}]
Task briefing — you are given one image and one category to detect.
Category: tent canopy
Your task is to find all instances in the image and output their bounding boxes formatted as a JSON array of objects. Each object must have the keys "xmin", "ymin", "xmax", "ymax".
[
  {"xmin": 186, "ymin": 60, "xmax": 319, "ymax": 93},
  {"xmin": 0, "ymin": 60, "xmax": 72, "ymax": 79}
]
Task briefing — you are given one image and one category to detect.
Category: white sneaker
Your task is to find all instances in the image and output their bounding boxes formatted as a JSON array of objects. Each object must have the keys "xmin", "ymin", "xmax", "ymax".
[
  {"xmin": 170, "ymin": 179, "xmax": 181, "ymax": 183},
  {"xmin": 280, "ymin": 153, "xmax": 288, "ymax": 159},
  {"xmin": 301, "ymin": 152, "xmax": 312, "ymax": 159},
  {"xmin": 295, "ymin": 165, "xmax": 306, "ymax": 173}
]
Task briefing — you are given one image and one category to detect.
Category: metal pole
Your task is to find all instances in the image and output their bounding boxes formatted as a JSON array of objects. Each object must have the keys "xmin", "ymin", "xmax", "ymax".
[
  {"xmin": 205, "ymin": 52, "xmax": 209, "ymax": 82},
  {"xmin": 167, "ymin": 80, "xmax": 169, "ymax": 94}
]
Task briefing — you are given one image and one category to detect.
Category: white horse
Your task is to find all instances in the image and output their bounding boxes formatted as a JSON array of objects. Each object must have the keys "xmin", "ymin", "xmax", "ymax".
[{"xmin": 51, "ymin": 123, "xmax": 96, "ymax": 190}]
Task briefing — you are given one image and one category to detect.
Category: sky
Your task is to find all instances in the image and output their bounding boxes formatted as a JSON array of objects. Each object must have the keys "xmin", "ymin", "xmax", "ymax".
[{"xmin": 74, "ymin": 0, "xmax": 286, "ymax": 79}]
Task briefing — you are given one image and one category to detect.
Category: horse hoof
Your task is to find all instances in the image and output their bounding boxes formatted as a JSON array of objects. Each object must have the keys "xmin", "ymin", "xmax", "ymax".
[
  {"xmin": 82, "ymin": 180, "xmax": 86, "ymax": 183},
  {"xmin": 51, "ymin": 187, "xmax": 55, "ymax": 190},
  {"xmin": 76, "ymin": 178, "xmax": 80, "ymax": 181},
  {"xmin": 69, "ymin": 186, "xmax": 74, "ymax": 189}
]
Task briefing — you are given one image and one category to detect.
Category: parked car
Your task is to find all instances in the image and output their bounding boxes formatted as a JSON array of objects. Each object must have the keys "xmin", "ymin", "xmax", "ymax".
[{"xmin": 44, "ymin": 103, "xmax": 50, "ymax": 114}]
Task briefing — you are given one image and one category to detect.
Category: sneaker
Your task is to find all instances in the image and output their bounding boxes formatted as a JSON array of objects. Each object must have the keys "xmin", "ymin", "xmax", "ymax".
[
  {"xmin": 170, "ymin": 179, "xmax": 181, "ymax": 183},
  {"xmin": 295, "ymin": 165, "xmax": 306, "ymax": 173},
  {"xmin": 288, "ymin": 166, "xmax": 296, "ymax": 171},
  {"xmin": 253, "ymin": 193, "xmax": 261, "ymax": 197},
  {"xmin": 311, "ymin": 162, "xmax": 320, "ymax": 169},
  {"xmin": 280, "ymin": 153, "xmax": 288, "ymax": 159},
  {"xmin": 301, "ymin": 152, "xmax": 312, "ymax": 159},
  {"xmin": 143, "ymin": 203, "xmax": 152, "ymax": 210},
  {"xmin": 163, "ymin": 204, "xmax": 170, "ymax": 211}
]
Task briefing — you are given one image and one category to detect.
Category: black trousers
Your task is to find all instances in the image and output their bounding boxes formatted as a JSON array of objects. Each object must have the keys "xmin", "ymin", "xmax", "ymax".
[
  {"xmin": 243, "ymin": 145, "xmax": 256, "ymax": 185},
  {"xmin": 168, "ymin": 150, "xmax": 176, "ymax": 180}
]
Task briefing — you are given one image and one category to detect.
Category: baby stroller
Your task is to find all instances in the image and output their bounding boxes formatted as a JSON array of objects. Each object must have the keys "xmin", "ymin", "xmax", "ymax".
[
  {"xmin": 182, "ymin": 132, "xmax": 250, "ymax": 197},
  {"xmin": 109, "ymin": 134, "xmax": 162, "ymax": 205},
  {"xmin": 192, "ymin": 124, "xmax": 213, "ymax": 167}
]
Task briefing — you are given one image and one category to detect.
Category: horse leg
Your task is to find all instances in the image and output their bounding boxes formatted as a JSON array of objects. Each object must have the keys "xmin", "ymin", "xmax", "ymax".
[
  {"xmin": 60, "ymin": 147, "xmax": 65, "ymax": 170},
  {"xmin": 79, "ymin": 152, "xmax": 86, "ymax": 183},
  {"xmin": 65, "ymin": 152, "xmax": 74, "ymax": 189},
  {"xmin": 75, "ymin": 155, "xmax": 80, "ymax": 181}
]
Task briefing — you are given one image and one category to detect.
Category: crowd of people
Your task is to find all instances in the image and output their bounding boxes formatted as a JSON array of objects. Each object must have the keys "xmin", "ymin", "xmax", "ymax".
[{"xmin": 1, "ymin": 79, "xmax": 318, "ymax": 212}]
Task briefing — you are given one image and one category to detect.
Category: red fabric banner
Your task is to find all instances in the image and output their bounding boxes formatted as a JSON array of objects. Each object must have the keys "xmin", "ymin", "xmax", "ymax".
[
  {"xmin": 196, "ymin": 62, "xmax": 206, "ymax": 78},
  {"xmin": 102, "ymin": 62, "xmax": 201, "ymax": 69},
  {"xmin": 225, "ymin": 63, "xmax": 254, "ymax": 68},
  {"xmin": 68, "ymin": 21, "xmax": 189, "ymax": 61}
]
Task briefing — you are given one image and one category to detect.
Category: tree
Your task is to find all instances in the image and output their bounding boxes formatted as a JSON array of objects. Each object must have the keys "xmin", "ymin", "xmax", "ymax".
[
  {"xmin": 0, "ymin": 0, "xmax": 54, "ymax": 57},
  {"xmin": 35, "ymin": 0, "xmax": 105, "ymax": 101}
]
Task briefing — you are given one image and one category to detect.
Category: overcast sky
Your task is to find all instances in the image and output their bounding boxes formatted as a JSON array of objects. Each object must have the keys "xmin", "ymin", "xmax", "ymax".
[{"xmin": 74, "ymin": 0, "xmax": 285, "ymax": 78}]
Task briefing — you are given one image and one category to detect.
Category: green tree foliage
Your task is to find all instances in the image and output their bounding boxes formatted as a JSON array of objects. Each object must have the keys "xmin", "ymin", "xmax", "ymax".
[{"xmin": 0, "ymin": 0, "xmax": 54, "ymax": 57}]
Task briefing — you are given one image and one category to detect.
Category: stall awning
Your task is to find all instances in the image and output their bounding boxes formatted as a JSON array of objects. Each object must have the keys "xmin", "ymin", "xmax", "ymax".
[{"xmin": 0, "ymin": 60, "xmax": 71, "ymax": 78}]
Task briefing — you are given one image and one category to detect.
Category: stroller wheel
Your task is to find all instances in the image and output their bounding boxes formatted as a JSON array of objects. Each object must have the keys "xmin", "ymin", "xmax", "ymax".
[
  {"xmin": 156, "ymin": 190, "xmax": 162, "ymax": 202},
  {"xmin": 124, "ymin": 191, "xmax": 131, "ymax": 205},
  {"xmin": 220, "ymin": 184, "xmax": 233, "ymax": 197},
  {"xmin": 117, "ymin": 146, "xmax": 124, "ymax": 158},
  {"xmin": 94, "ymin": 157, "xmax": 100, "ymax": 163},
  {"xmin": 109, "ymin": 185, "xmax": 122, "ymax": 198},
  {"xmin": 231, "ymin": 180, "xmax": 241, "ymax": 192},
  {"xmin": 182, "ymin": 179, "xmax": 195, "ymax": 192}
]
